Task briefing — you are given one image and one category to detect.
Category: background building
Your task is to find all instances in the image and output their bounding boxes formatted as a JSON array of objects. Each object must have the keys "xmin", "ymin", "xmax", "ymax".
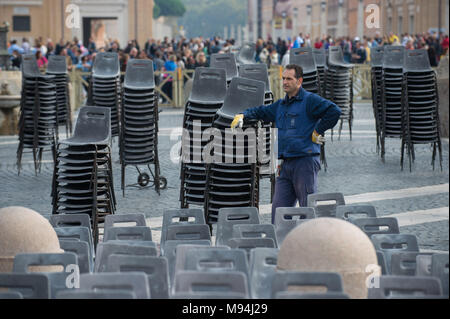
[{"xmin": 0, "ymin": 0, "xmax": 155, "ymax": 48}]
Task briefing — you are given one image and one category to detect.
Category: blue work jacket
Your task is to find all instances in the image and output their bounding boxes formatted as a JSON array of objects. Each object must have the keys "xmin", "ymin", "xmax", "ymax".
[{"xmin": 243, "ymin": 87, "xmax": 341, "ymax": 159}]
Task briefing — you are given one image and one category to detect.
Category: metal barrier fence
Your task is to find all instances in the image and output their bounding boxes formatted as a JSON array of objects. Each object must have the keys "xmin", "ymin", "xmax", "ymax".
[{"xmin": 68, "ymin": 65, "xmax": 373, "ymax": 110}]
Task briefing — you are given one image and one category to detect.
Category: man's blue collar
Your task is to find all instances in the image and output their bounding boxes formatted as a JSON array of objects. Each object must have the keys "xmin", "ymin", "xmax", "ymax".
[{"xmin": 283, "ymin": 87, "xmax": 305, "ymax": 105}]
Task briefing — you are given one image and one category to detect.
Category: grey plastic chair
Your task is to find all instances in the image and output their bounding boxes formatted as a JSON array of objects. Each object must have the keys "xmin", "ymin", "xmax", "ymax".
[
  {"xmin": 307, "ymin": 193, "xmax": 345, "ymax": 218},
  {"xmin": 416, "ymin": 254, "xmax": 433, "ymax": 276},
  {"xmin": 275, "ymin": 291, "xmax": 350, "ymax": 299},
  {"xmin": 248, "ymin": 248, "xmax": 279, "ymax": 299},
  {"xmin": 390, "ymin": 252, "xmax": 432, "ymax": 276},
  {"xmin": 236, "ymin": 42, "xmax": 256, "ymax": 65},
  {"xmin": 173, "ymin": 270, "xmax": 249, "ymax": 298},
  {"xmin": 12, "ymin": 252, "xmax": 78, "ymax": 298},
  {"xmin": 368, "ymin": 275, "xmax": 442, "ymax": 299},
  {"xmin": 431, "ymin": 253, "xmax": 449, "ymax": 296},
  {"xmin": 80, "ymin": 272, "xmax": 150, "ymax": 299},
  {"xmin": 94, "ymin": 241, "xmax": 157, "ymax": 273},
  {"xmin": 171, "ymin": 291, "xmax": 246, "ymax": 299},
  {"xmin": 56, "ymin": 289, "xmax": 136, "ymax": 299},
  {"xmin": 105, "ymin": 254, "xmax": 170, "ymax": 299},
  {"xmin": 274, "ymin": 207, "xmax": 315, "ymax": 245},
  {"xmin": 210, "ymin": 53, "xmax": 238, "ymax": 82},
  {"xmin": 335, "ymin": 204, "xmax": 377, "ymax": 220},
  {"xmin": 0, "ymin": 273, "xmax": 50, "ymax": 299},
  {"xmin": 164, "ymin": 224, "xmax": 211, "ymax": 249},
  {"xmin": 50, "ymin": 214, "xmax": 91, "ymax": 229},
  {"xmin": 103, "ymin": 226, "xmax": 152, "ymax": 242},
  {"xmin": 232, "ymin": 224, "xmax": 278, "ymax": 247},
  {"xmin": 216, "ymin": 207, "xmax": 260, "ymax": 246},
  {"xmin": 104, "ymin": 213, "xmax": 146, "ymax": 229},
  {"xmin": 59, "ymin": 240, "xmax": 93, "ymax": 274},
  {"xmin": 350, "ymin": 217, "xmax": 400, "ymax": 237},
  {"xmin": 371, "ymin": 234, "xmax": 420, "ymax": 275},
  {"xmin": 377, "ymin": 251, "xmax": 388, "ymax": 275},
  {"xmin": 271, "ymin": 271, "xmax": 344, "ymax": 298},
  {"xmin": 188, "ymin": 68, "xmax": 227, "ymax": 105},
  {"xmin": 0, "ymin": 291, "xmax": 24, "ymax": 299}
]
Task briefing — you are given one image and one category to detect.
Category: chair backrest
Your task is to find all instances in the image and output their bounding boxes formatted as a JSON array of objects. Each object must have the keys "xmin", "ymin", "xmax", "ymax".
[
  {"xmin": 328, "ymin": 46, "xmax": 354, "ymax": 68},
  {"xmin": 124, "ymin": 59, "xmax": 155, "ymax": 89},
  {"xmin": 94, "ymin": 242, "xmax": 158, "ymax": 272},
  {"xmin": 56, "ymin": 289, "xmax": 136, "ymax": 299},
  {"xmin": 0, "ymin": 273, "xmax": 50, "ymax": 299},
  {"xmin": 271, "ymin": 271, "xmax": 344, "ymax": 298},
  {"xmin": 390, "ymin": 252, "xmax": 433, "ymax": 276},
  {"xmin": 104, "ymin": 213, "xmax": 147, "ymax": 230},
  {"xmin": 79, "ymin": 272, "xmax": 150, "ymax": 299},
  {"xmin": 54, "ymin": 226, "xmax": 94, "ymax": 260},
  {"xmin": 238, "ymin": 63, "xmax": 271, "ymax": 92},
  {"xmin": 370, "ymin": 46, "xmax": 384, "ymax": 67},
  {"xmin": 312, "ymin": 48, "xmax": 327, "ymax": 67},
  {"xmin": 59, "ymin": 240, "xmax": 93, "ymax": 274},
  {"xmin": 105, "ymin": 255, "xmax": 170, "ymax": 299},
  {"xmin": 47, "ymin": 55, "xmax": 68, "ymax": 74},
  {"xmin": 173, "ymin": 270, "xmax": 249, "ymax": 297},
  {"xmin": 350, "ymin": 217, "xmax": 400, "ymax": 237},
  {"xmin": 216, "ymin": 207, "xmax": 260, "ymax": 246},
  {"xmin": 404, "ymin": 49, "xmax": 432, "ymax": 73},
  {"xmin": 171, "ymin": 291, "xmax": 246, "ymax": 299},
  {"xmin": 0, "ymin": 291, "xmax": 24, "ymax": 299},
  {"xmin": 210, "ymin": 53, "xmax": 238, "ymax": 82},
  {"xmin": 377, "ymin": 251, "xmax": 388, "ymax": 275},
  {"xmin": 415, "ymin": 254, "xmax": 432, "ymax": 276},
  {"xmin": 431, "ymin": 253, "xmax": 449, "ymax": 296},
  {"xmin": 188, "ymin": 67, "xmax": 227, "ymax": 104},
  {"xmin": 371, "ymin": 234, "xmax": 420, "ymax": 274},
  {"xmin": 382, "ymin": 45, "xmax": 405, "ymax": 70},
  {"xmin": 227, "ymin": 238, "xmax": 276, "ymax": 258},
  {"xmin": 70, "ymin": 106, "xmax": 111, "ymax": 144},
  {"xmin": 248, "ymin": 248, "xmax": 279, "ymax": 299},
  {"xmin": 92, "ymin": 52, "xmax": 120, "ymax": 78},
  {"xmin": 12, "ymin": 252, "xmax": 78, "ymax": 298},
  {"xmin": 103, "ymin": 226, "xmax": 153, "ymax": 242},
  {"xmin": 274, "ymin": 207, "xmax": 316, "ymax": 245},
  {"xmin": 165, "ymin": 224, "xmax": 211, "ymax": 243},
  {"xmin": 21, "ymin": 54, "xmax": 41, "ymax": 77},
  {"xmin": 50, "ymin": 214, "xmax": 91, "ymax": 229},
  {"xmin": 161, "ymin": 208, "xmax": 206, "ymax": 246},
  {"xmin": 335, "ymin": 205, "xmax": 377, "ymax": 220},
  {"xmin": 232, "ymin": 224, "xmax": 278, "ymax": 247},
  {"xmin": 368, "ymin": 275, "xmax": 442, "ymax": 299},
  {"xmin": 236, "ymin": 42, "xmax": 256, "ymax": 65},
  {"xmin": 290, "ymin": 47, "xmax": 317, "ymax": 74},
  {"xmin": 307, "ymin": 193, "xmax": 345, "ymax": 218},
  {"xmin": 215, "ymin": 77, "xmax": 265, "ymax": 120}
]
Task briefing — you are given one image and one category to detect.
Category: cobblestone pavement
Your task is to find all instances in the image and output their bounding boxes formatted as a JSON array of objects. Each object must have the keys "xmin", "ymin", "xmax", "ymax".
[{"xmin": 0, "ymin": 102, "xmax": 448, "ymax": 251}]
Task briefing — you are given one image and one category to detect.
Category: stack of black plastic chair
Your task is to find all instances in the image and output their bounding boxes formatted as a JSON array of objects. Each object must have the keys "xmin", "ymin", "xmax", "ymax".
[
  {"xmin": 46, "ymin": 55, "xmax": 72, "ymax": 137},
  {"xmin": 327, "ymin": 46, "xmax": 354, "ymax": 140},
  {"xmin": 89, "ymin": 52, "xmax": 121, "ymax": 138},
  {"xmin": 204, "ymin": 77, "xmax": 265, "ymax": 224},
  {"xmin": 17, "ymin": 54, "xmax": 58, "ymax": 175},
  {"xmin": 238, "ymin": 63, "xmax": 276, "ymax": 201},
  {"xmin": 370, "ymin": 47, "xmax": 384, "ymax": 154},
  {"xmin": 51, "ymin": 106, "xmax": 116, "ymax": 247},
  {"xmin": 401, "ymin": 49, "xmax": 442, "ymax": 171},
  {"xmin": 313, "ymin": 48, "xmax": 327, "ymax": 98},
  {"xmin": 290, "ymin": 47, "xmax": 320, "ymax": 94},
  {"xmin": 210, "ymin": 53, "xmax": 239, "ymax": 86},
  {"xmin": 120, "ymin": 59, "xmax": 166, "ymax": 195},
  {"xmin": 236, "ymin": 42, "xmax": 256, "ymax": 65},
  {"xmin": 290, "ymin": 47, "xmax": 328, "ymax": 171},
  {"xmin": 180, "ymin": 67, "xmax": 227, "ymax": 209},
  {"xmin": 380, "ymin": 46, "xmax": 405, "ymax": 162}
]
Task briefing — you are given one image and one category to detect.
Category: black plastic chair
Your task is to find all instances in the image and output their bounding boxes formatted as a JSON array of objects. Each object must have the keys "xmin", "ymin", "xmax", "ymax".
[{"xmin": 210, "ymin": 53, "xmax": 238, "ymax": 83}]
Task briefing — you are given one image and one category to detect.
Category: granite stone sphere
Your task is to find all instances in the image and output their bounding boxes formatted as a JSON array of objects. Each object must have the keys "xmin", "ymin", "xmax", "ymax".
[
  {"xmin": 0, "ymin": 206, "xmax": 63, "ymax": 273},
  {"xmin": 277, "ymin": 217, "xmax": 380, "ymax": 299}
]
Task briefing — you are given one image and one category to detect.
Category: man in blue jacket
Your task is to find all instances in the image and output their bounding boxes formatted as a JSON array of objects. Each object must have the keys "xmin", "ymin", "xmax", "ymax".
[{"xmin": 231, "ymin": 64, "xmax": 341, "ymax": 223}]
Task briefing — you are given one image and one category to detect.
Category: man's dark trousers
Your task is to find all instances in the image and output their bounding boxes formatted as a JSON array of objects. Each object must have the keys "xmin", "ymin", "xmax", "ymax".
[{"xmin": 271, "ymin": 156, "xmax": 321, "ymax": 224}]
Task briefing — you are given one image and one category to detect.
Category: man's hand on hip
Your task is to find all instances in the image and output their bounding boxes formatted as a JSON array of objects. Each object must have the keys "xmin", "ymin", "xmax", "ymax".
[{"xmin": 312, "ymin": 130, "xmax": 326, "ymax": 145}]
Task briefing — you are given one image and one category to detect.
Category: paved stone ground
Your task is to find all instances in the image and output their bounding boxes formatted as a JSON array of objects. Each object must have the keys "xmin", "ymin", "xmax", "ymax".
[{"xmin": 0, "ymin": 102, "xmax": 448, "ymax": 251}]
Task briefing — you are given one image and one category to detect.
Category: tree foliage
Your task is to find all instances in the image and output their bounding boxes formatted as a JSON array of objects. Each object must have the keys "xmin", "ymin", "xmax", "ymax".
[
  {"xmin": 178, "ymin": 0, "xmax": 247, "ymax": 38},
  {"xmin": 154, "ymin": 0, "xmax": 186, "ymax": 19}
]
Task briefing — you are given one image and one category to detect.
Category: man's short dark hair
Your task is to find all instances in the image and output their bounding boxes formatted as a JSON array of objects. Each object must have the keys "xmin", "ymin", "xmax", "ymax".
[{"xmin": 285, "ymin": 64, "xmax": 303, "ymax": 79}]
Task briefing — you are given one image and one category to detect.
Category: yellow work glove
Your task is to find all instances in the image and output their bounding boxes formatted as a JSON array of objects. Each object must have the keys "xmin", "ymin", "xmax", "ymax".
[
  {"xmin": 312, "ymin": 130, "xmax": 326, "ymax": 145},
  {"xmin": 230, "ymin": 114, "xmax": 244, "ymax": 130}
]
